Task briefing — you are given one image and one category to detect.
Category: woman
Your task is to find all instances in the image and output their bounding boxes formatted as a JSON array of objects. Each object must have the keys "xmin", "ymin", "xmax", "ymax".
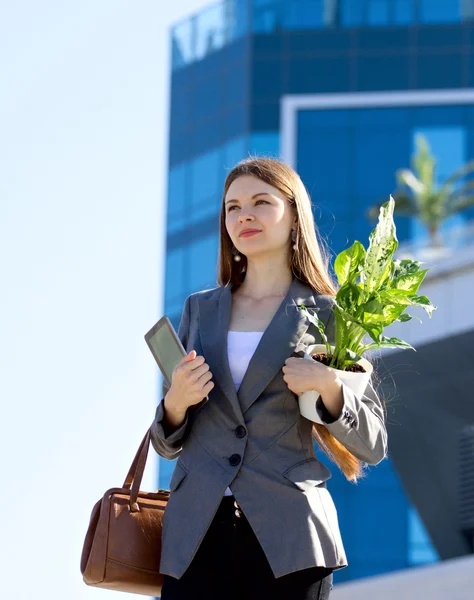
[{"xmin": 151, "ymin": 157, "xmax": 388, "ymax": 600}]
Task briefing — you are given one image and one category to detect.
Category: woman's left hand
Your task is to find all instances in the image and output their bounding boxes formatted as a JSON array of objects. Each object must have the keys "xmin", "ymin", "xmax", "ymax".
[{"xmin": 282, "ymin": 356, "xmax": 338, "ymax": 397}]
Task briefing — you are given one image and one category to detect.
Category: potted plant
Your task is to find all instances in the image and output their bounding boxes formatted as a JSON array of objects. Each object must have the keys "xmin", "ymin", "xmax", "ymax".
[{"xmin": 298, "ymin": 195, "xmax": 437, "ymax": 424}]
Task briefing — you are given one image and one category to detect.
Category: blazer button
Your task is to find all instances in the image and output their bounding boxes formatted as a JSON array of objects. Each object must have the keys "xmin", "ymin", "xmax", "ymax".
[
  {"xmin": 229, "ymin": 453, "xmax": 241, "ymax": 466},
  {"xmin": 235, "ymin": 425, "xmax": 247, "ymax": 438}
]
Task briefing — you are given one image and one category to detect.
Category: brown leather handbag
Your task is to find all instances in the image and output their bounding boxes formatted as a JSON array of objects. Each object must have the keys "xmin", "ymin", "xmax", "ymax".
[{"xmin": 80, "ymin": 426, "xmax": 170, "ymax": 596}]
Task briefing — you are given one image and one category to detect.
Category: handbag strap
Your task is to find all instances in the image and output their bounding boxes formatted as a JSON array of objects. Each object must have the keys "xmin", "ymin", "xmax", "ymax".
[{"xmin": 121, "ymin": 427, "xmax": 152, "ymax": 510}]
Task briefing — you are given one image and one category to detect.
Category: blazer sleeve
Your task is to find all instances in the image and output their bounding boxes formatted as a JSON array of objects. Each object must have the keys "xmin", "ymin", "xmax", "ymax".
[
  {"xmin": 150, "ymin": 294, "xmax": 196, "ymax": 461},
  {"xmin": 314, "ymin": 299, "xmax": 388, "ymax": 466}
]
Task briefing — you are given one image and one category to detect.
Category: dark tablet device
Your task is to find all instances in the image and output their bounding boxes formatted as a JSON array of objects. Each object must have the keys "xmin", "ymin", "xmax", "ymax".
[{"xmin": 144, "ymin": 315, "xmax": 187, "ymax": 387}]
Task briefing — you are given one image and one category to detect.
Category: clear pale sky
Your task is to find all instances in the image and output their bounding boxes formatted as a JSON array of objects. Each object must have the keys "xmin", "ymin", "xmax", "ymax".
[{"xmin": 0, "ymin": 1, "xmax": 207, "ymax": 597}]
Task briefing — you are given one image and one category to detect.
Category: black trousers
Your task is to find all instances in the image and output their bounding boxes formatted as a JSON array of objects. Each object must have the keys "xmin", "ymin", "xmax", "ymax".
[{"xmin": 160, "ymin": 495, "xmax": 334, "ymax": 600}]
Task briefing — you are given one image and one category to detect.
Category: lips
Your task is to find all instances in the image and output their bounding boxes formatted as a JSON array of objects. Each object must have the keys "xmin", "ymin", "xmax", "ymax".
[{"xmin": 239, "ymin": 229, "xmax": 262, "ymax": 237}]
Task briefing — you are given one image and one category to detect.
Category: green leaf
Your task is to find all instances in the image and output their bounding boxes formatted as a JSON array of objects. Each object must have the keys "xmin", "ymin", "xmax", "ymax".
[
  {"xmin": 390, "ymin": 268, "xmax": 430, "ymax": 295},
  {"xmin": 360, "ymin": 336, "xmax": 416, "ymax": 352},
  {"xmin": 361, "ymin": 296, "xmax": 407, "ymax": 327},
  {"xmin": 336, "ymin": 282, "xmax": 363, "ymax": 312},
  {"xmin": 391, "ymin": 258, "xmax": 425, "ymax": 279},
  {"xmin": 396, "ymin": 313, "xmax": 422, "ymax": 323},
  {"xmin": 409, "ymin": 295, "xmax": 437, "ymax": 318},
  {"xmin": 357, "ymin": 321, "xmax": 384, "ymax": 344},
  {"xmin": 299, "ymin": 305, "xmax": 332, "ymax": 355},
  {"xmin": 361, "ymin": 196, "xmax": 399, "ymax": 295},
  {"xmin": 332, "ymin": 304, "xmax": 364, "ymax": 326},
  {"xmin": 334, "ymin": 241, "xmax": 366, "ymax": 287},
  {"xmin": 361, "ymin": 297, "xmax": 386, "ymax": 323},
  {"xmin": 382, "ymin": 289, "xmax": 414, "ymax": 300},
  {"xmin": 341, "ymin": 348, "xmax": 363, "ymax": 367}
]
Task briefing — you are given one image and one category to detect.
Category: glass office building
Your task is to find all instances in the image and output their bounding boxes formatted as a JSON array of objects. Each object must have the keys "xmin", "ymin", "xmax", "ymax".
[{"xmin": 160, "ymin": 0, "xmax": 474, "ymax": 583}]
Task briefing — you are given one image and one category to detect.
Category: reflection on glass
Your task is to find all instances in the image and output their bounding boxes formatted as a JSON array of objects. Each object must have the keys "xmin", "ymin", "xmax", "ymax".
[
  {"xmin": 168, "ymin": 163, "xmax": 188, "ymax": 232},
  {"xmin": 191, "ymin": 149, "xmax": 221, "ymax": 223},
  {"xmin": 367, "ymin": 0, "xmax": 390, "ymax": 25},
  {"xmin": 159, "ymin": 458, "xmax": 176, "ymax": 490},
  {"xmin": 283, "ymin": 0, "xmax": 326, "ymax": 30},
  {"xmin": 411, "ymin": 125, "xmax": 467, "ymax": 244},
  {"xmin": 195, "ymin": 2, "xmax": 226, "ymax": 60},
  {"xmin": 248, "ymin": 132, "xmax": 280, "ymax": 157},
  {"xmin": 295, "ymin": 104, "xmax": 474, "ymax": 256},
  {"xmin": 171, "ymin": 18, "xmax": 194, "ymax": 70},
  {"xmin": 171, "ymin": 0, "xmax": 473, "ymax": 70},
  {"xmin": 223, "ymin": 136, "xmax": 248, "ymax": 172},
  {"xmin": 462, "ymin": 0, "xmax": 474, "ymax": 19},
  {"xmin": 394, "ymin": 0, "xmax": 415, "ymax": 24},
  {"xmin": 253, "ymin": 0, "xmax": 281, "ymax": 33},
  {"xmin": 341, "ymin": 0, "xmax": 364, "ymax": 26},
  {"xmin": 225, "ymin": 0, "xmax": 250, "ymax": 41},
  {"xmin": 165, "ymin": 247, "xmax": 186, "ymax": 307},
  {"xmin": 254, "ymin": 0, "xmax": 340, "ymax": 31},
  {"xmin": 408, "ymin": 507, "xmax": 439, "ymax": 565},
  {"xmin": 172, "ymin": 0, "xmax": 250, "ymax": 71},
  {"xmin": 189, "ymin": 235, "xmax": 219, "ymax": 291},
  {"xmin": 419, "ymin": 0, "xmax": 461, "ymax": 23}
]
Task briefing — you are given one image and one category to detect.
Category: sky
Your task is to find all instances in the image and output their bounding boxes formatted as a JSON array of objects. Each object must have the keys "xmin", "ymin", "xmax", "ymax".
[{"xmin": 0, "ymin": 1, "xmax": 208, "ymax": 598}]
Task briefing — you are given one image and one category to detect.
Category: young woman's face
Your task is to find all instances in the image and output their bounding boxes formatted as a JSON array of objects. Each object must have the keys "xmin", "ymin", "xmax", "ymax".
[{"xmin": 224, "ymin": 175, "xmax": 296, "ymax": 257}]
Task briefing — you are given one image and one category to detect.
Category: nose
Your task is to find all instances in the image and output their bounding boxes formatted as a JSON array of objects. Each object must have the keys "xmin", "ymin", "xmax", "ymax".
[{"xmin": 238, "ymin": 212, "xmax": 255, "ymax": 222}]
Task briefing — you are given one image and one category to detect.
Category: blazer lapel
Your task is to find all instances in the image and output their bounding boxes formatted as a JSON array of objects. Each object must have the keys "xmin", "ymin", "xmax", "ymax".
[{"xmin": 199, "ymin": 276, "xmax": 321, "ymax": 421}]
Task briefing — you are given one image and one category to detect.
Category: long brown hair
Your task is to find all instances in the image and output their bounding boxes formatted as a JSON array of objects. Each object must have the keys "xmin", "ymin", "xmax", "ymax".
[{"xmin": 217, "ymin": 156, "xmax": 384, "ymax": 484}]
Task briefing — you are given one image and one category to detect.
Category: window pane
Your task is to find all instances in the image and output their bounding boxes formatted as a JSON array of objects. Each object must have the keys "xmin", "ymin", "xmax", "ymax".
[
  {"xmin": 159, "ymin": 456, "xmax": 177, "ymax": 489},
  {"xmin": 419, "ymin": 0, "xmax": 461, "ymax": 23},
  {"xmin": 284, "ymin": 0, "xmax": 326, "ymax": 30},
  {"xmin": 165, "ymin": 247, "xmax": 186, "ymax": 306},
  {"xmin": 229, "ymin": 0, "xmax": 250, "ymax": 40},
  {"xmin": 189, "ymin": 235, "xmax": 219, "ymax": 291},
  {"xmin": 221, "ymin": 136, "xmax": 248, "ymax": 199},
  {"xmin": 408, "ymin": 507, "xmax": 439, "ymax": 566},
  {"xmin": 171, "ymin": 19, "xmax": 194, "ymax": 71},
  {"xmin": 367, "ymin": 0, "xmax": 390, "ymax": 26},
  {"xmin": 195, "ymin": 2, "xmax": 227, "ymax": 61},
  {"xmin": 190, "ymin": 149, "xmax": 221, "ymax": 222},
  {"xmin": 253, "ymin": 0, "xmax": 282, "ymax": 32},
  {"xmin": 249, "ymin": 132, "xmax": 280, "ymax": 157},
  {"xmin": 223, "ymin": 136, "xmax": 248, "ymax": 170},
  {"xmin": 341, "ymin": 0, "xmax": 364, "ymax": 26},
  {"xmin": 168, "ymin": 162, "xmax": 188, "ymax": 232},
  {"xmin": 394, "ymin": 0, "xmax": 415, "ymax": 23}
]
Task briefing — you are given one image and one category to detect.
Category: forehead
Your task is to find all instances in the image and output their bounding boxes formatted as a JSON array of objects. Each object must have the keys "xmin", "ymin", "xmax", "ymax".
[{"xmin": 225, "ymin": 175, "xmax": 284, "ymax": 200}]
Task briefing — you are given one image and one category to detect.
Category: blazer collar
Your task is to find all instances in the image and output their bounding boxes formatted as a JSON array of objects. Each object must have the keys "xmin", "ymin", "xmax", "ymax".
[{"xmin": 198, "ymin": 276, "xmax": 320, "ymax": 422}]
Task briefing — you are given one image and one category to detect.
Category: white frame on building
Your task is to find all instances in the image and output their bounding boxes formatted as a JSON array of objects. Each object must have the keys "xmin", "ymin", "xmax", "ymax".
[{"xmin": 280, "ymin": 88, "xmax": 474, "ymax": 167}]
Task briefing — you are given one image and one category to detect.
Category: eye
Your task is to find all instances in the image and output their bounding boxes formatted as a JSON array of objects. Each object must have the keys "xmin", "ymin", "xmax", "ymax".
[{"xmin": 227, "ymin": 199, "xmax": 269, "ymax": 212}]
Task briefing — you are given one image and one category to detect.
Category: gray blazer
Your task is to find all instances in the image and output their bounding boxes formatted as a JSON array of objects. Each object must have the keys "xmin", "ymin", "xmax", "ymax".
[{"xmin": 150, "ymin": 276, "xmax": 388, "ymax": 580}]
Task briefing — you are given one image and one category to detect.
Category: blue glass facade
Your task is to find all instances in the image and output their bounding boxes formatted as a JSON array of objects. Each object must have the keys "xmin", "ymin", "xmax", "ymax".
[
  {"xmin": 172, "ymin": 1, "xmax": 474, "ymax": 72},
  {"xmin": 157, "ymin": 0, "xmax": 474, "ymax": 585}
]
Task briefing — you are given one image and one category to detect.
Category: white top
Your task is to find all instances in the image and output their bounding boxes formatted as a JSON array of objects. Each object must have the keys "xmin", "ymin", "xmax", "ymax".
[
  {"xmin": 227, "ymin": 330, "xmax": 265, "ymax": 390},
  {"xmin": 224, "ymin": 330, "xmax": 264, "ymax": 497}
]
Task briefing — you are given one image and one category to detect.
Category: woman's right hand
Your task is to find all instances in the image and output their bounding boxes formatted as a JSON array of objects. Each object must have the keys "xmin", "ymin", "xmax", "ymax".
[{"xmin": 165, "ymin": 350, "xmax": 214, "ymax": 414}]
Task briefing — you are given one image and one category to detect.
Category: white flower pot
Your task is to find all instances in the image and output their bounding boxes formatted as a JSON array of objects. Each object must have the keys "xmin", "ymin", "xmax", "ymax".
[{"xmin": 298, "ymin": 344, "xmax": 374, "ymax": 424}]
